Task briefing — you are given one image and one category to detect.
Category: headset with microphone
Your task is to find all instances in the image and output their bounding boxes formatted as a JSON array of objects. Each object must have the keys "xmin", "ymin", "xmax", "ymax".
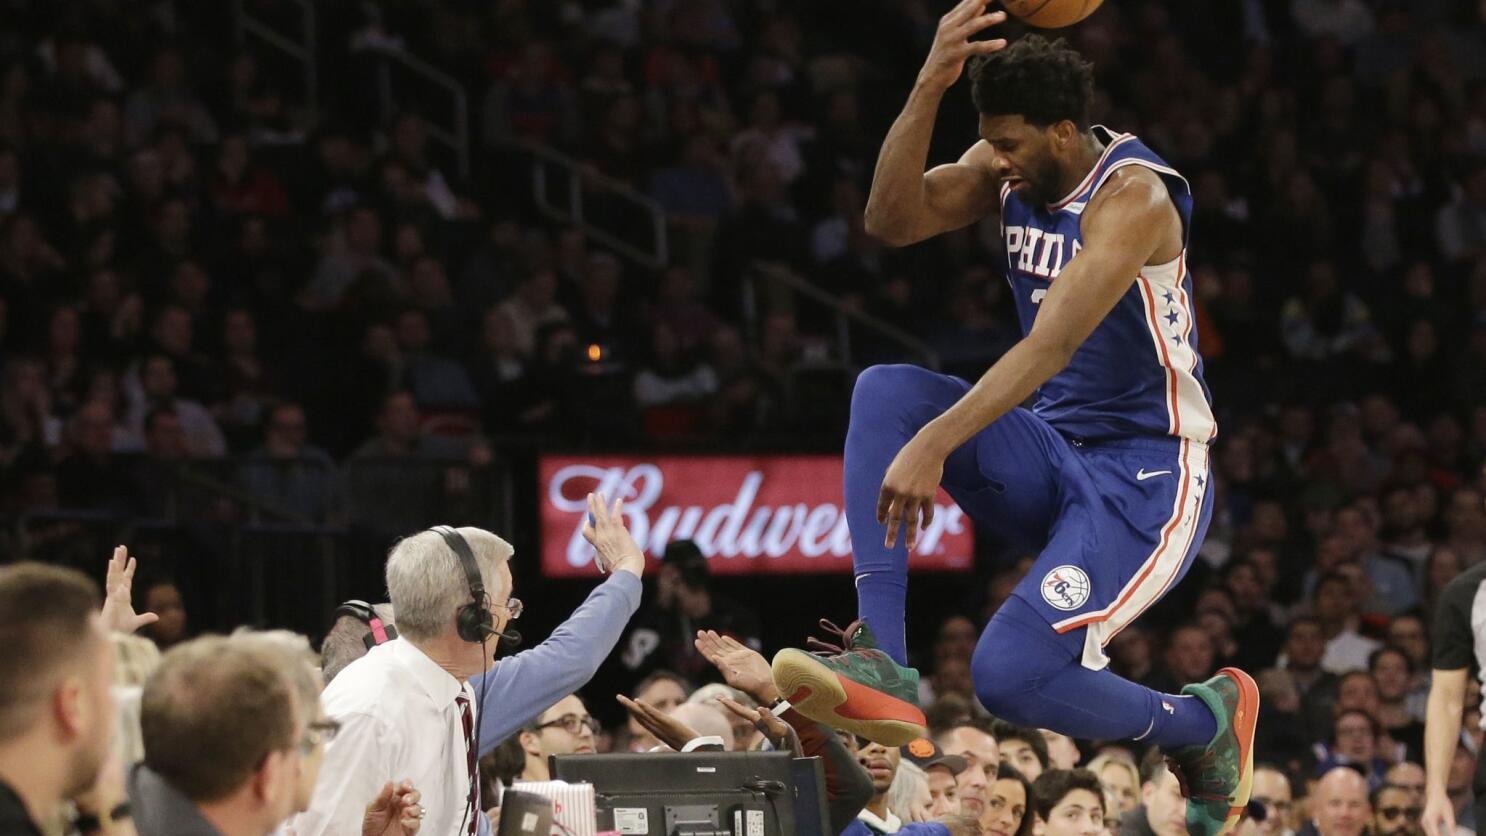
[
  {"xmin": 430, "ymin": 524, "xmax": 520, "ymax": 836},
  {"xmin": 334, "ymin": 599, "xmax": 398, "ymax": 650},
  {"xmin": 430, "ymin": 525, "xmax": 522, "ymax": 650}
]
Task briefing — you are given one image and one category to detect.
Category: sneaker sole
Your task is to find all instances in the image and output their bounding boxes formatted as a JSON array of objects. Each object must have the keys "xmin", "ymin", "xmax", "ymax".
[
  {"xmin": 772, "ymin": 648, "xmax": 926, "ymax": 746},
  {"xmin": 1216, "ymin": 666, "xmax": 1260, "ymax": 836}
]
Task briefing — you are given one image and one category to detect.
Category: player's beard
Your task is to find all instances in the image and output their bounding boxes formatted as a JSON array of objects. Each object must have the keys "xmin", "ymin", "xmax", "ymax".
[{"xmin": 1026, "ymin": 155, "xmax": 1066, "ymax": 207}]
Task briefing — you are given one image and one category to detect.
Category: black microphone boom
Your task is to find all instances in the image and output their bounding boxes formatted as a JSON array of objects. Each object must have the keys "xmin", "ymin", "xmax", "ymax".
[{"xmin": 480, "ymin": 624, "xmax": 523, "ymax": 651}]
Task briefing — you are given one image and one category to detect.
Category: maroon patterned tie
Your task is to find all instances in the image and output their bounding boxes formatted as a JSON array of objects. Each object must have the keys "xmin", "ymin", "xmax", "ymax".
[{"xmin": 456, "ymin": 693, "xmax": 478, "ymax": 834}]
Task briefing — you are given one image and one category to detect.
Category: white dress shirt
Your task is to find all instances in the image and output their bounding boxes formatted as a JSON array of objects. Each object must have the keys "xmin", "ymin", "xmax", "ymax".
[{"xmin": 288, "ymin": 639, "xmax": 478, "ymax": 836}]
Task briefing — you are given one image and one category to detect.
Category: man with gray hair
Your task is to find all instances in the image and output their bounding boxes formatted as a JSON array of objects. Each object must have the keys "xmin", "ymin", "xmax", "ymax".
[
  {"xmin": 294, "ymin": 493, "xmax": 645, "ymax": 836},
  {"xmin": 129, "ymin": 630, "xmax": 423, "ymax": 836},
  {"xmin": 322, "ymin": 602, "xmax": 398, "ymax": 684}
]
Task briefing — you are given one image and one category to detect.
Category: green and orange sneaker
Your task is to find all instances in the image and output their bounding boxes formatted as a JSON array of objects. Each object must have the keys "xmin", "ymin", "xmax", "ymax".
[
  {"xmin": 770, "ymin": 619, "xmax": 927, "ymax": 747},
  {"xmin": 1165, "ymin": 667, "xmax": 1261, "ymax": 836}
]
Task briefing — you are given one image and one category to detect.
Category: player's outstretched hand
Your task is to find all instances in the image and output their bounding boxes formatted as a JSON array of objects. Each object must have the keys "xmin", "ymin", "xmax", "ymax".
[
  {"xmin": 878, "ymin": 436, "xmax": 946, "ymax": 552},
  {"xmin": 919, "ymin": 0, "xmax": 1008, "ymax": 92},
  {"xmin": 695, "ymin": 630, "xmax": 779, "ymax": 704},
  {"xmin": 582, "ymin": 492, "xmax": 646, "ymax": 579}
]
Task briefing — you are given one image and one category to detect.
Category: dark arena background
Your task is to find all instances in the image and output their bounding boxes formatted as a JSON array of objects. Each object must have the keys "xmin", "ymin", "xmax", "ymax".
[{"xmin": 3, "ymin": 0, "xmax": 1486, "ymax": 831}]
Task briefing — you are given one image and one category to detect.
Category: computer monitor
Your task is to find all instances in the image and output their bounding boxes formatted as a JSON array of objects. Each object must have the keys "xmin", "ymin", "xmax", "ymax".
[{"xmin": 550, "ymin": 751, "xmax": 825, "ymax": 836}]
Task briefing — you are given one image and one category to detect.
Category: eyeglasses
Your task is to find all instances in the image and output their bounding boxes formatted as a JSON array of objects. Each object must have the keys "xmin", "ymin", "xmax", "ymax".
[
  {"xmin": 300, "ymin": 718, "xmax": 341, "ymax": 753},
  {"xmin": 493, "ymin": 597, "xmax": 523, "ymax": 620},
  {"xmin": 1380, "ymin": 807, "xmax": 1422, "ymax": 821},
  {"xmin": 537, "ymin": 713, "xmax": 600, "ymax": 735}
]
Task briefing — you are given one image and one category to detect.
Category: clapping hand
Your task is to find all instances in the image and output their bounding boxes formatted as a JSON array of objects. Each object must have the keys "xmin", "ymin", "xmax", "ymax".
[
  {"xmin": 715, "ymin": 696, "xmax": 795, "ymax": 755},
  {"xmin": 617, "ymin": 695, "xmax": 699, "ymax": 752},
  {"xmin": 101, "ymin": 545, "xmax": 159, "ymax": 635},
  {"xmin": 362, "ymin": 780, "xmax": 422, "ymax": 836}
]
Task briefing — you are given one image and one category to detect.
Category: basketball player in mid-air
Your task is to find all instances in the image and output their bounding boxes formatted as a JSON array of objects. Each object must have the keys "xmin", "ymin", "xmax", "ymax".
[{"xmin": 768, "ymin": 4, "xmax": 1256, "ymax": 835}]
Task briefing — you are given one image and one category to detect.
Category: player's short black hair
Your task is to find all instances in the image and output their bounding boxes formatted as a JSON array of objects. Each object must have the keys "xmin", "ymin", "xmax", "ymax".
[
  {"xmin": 1032, "ymin": 768, "xmax": 1105, "ymax": 821},
  {"xmin": 969, "ymin": 35, "xmax": 1095, "ymax": 128}
]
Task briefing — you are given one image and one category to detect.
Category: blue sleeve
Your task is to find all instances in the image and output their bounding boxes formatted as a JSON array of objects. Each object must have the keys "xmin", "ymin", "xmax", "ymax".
[
  {"xmin": 897, "ymin": 825, "xmax": 951, "ymax": 836},
  {"xmin": 474, "ymin": 572, "xmax": 643, "ymax": 755}
]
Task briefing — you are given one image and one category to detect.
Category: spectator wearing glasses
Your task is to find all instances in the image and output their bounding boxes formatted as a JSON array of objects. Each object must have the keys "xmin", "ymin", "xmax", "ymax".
[
  {"xmin": 1371, "ymin": 783, "xmax": 1423, "ymax": 836},
  {"xmin": 295, "ymin": 496, "xmax": 644, "ymax": 835},
  {"xmin": 517, "ymin": 695, "xmax": 598, "ymax": 782},
  {"xmin": 1250, "ymin": 766, "xmax": 1295, "ymax": 836},
  {"xmin": 130, "ymin": 630, "xmax": 422, "ymax": 836}
]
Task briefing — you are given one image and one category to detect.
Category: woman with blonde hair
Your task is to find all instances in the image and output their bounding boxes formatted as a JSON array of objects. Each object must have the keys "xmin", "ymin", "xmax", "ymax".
[{"xmin": 1087, "ymin": 752, "xmax": 1142, "ymax": 816}]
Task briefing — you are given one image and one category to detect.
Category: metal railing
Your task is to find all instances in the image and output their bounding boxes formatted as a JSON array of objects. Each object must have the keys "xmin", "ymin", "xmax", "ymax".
[
  {"xmin": 743, "ymin": 261, "xmax": 940, "ymax": 371},
  {"xmin": 495, "ymin": 137, "xmax": 671, "ymax": 270},
  {"xmin": 368, "ymin": 44, "xmax": 471, "ymax": 178},
  {"xmin": 232, "ymin": 0, "xmax": 317, "ymax": 124},
  {"xmin": 5, "ymin": 457, "xmax": 516, "ymax": 634}
]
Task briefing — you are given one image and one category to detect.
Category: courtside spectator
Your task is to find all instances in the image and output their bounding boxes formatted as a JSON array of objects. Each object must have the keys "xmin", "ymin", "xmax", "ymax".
[
  {"xmin": 1033, "ymin": 769, "xmax": 1107, "ymax": 836},
  {"xmin": 0, "ymin": 564, "xmax": 112, "ymax": 836},
  {"xmin": 516, "ymin": 695, "xmax": 598, "ymax": 781},
  {"xmin": 132, "ymin": 630, "xmax": 422, "ymax": 835},
  {"xmin": 1306, "ymin": 767, "xmax": 1371, "ymax": 836},
  {"xmin": 320, "ymin": 601, "xmax": 397, "ymax": 684},
  {"xmin": 1118, "ymin": 750, "xmax": 1186, "ymax": 836},
  {"xmin": 1252, "ymin": 766, "xmax": 1295, "ymax": 836},
  {"xmin": 992, "ymin": 721, "xmax": 1050, "ymax": 782},
  {"xmin": 295, "ymin": 495, "xmax": 640, "ymax": 834}
]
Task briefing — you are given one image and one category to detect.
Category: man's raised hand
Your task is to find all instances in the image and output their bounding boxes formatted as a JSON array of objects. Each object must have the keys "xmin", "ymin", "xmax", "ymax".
[
  {"xmin": 695, "ymin": 630, "xmax": 778, "ymax": 704},
  {"xmin": 582, "ymin": 492, "xmax": 646, "ymax": 578},
  {"xmin": 101, "ymin": 545, "xmax": 159, "ymax": 635}
]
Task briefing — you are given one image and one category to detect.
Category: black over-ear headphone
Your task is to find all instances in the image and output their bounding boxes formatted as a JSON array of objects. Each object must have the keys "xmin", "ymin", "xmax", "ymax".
[
  {"xmin": 335, "ymin": 599, "xmax": 398, "ymax": 650},
  {"xmin": 431, "ymin": 525, "xmax": 494, "ymax": 643}
]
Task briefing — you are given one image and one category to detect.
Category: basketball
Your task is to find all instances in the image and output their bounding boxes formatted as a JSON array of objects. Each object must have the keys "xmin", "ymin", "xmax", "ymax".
[{"xmin": 1002, "ymin": 0, "xmax": 1104, "ymax": 28}]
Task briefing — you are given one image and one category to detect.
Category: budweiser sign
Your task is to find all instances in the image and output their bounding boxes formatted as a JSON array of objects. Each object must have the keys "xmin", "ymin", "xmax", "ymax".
[{"xmin": 540, "ymin": 455, "xmax": 974, "ymax": 577}]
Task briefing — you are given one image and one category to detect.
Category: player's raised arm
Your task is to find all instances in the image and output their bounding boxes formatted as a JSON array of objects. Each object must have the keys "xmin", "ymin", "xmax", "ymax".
[{"xmin": 862, "ymin": 0, "xmax": 1007, "ymax": 247}]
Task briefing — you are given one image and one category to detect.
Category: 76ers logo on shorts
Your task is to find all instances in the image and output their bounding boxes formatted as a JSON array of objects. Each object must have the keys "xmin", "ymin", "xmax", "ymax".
[{"xmin": 1040, "ymin": 565, "xmax": 1091, "ymax": 611}]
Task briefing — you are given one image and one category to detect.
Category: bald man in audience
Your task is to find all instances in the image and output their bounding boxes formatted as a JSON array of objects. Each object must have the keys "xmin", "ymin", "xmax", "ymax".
[{"xmin": 1306, "ymin": 768, "xmax": 1370, "ymax": 836}]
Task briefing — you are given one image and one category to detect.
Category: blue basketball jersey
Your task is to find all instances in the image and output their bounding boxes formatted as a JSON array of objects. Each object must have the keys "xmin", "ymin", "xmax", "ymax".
[{"xmin": 998, "ymin": 126, "xmax": 1216, "ymax": 444}]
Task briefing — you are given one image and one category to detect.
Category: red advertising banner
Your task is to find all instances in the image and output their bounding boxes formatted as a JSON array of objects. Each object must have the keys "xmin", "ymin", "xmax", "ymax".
[{"xmin": 540, "ymin": 455, "xmax": 975, "ymax": 577}]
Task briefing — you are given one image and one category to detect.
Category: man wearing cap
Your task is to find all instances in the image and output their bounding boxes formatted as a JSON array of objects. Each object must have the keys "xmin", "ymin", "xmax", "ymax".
[
  {"xmin": 934, "ymin": 722, "xmax": 996, "ymax": 818},
  {"xmin": 903, "ymin": 738, "xmax": 967, "ymax": 817}
]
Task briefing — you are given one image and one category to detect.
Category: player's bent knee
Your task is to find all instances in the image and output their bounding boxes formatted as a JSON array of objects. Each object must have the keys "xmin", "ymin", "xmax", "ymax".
[
  {"xmin": 970, "ymin": 624, "xmax": 1042, "ymax": 723},
  {"xmin": 853, "ymin": 364, "xmax": 925, "ymax": 401}
]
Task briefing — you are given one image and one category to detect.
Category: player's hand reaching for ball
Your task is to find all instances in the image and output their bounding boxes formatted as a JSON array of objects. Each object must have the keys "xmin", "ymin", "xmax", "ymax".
[
  {"xmin": 878, "ymin": 434, "xmax": 947, "ymax": 552},
  {"xmin": 919, "ymin": 0, "xmax": 1008, "ymax": 92}
]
